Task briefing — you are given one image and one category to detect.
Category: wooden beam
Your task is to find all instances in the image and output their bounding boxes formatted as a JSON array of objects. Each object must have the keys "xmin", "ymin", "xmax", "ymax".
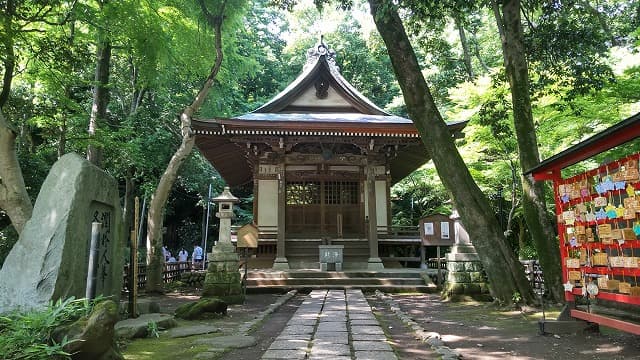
[{"xmin": 571, "ymin": 309, "xmax": 640, "ymax": 335}]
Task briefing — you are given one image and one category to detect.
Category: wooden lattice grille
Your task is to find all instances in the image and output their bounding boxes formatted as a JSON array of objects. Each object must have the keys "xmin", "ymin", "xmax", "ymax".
[
  {"xmin": 286, "ymin": 180, "xmax": 362, "ymax": 237},
  {"xmin": 286, "ymin": 181, "xmax": 320, "ymax": 205}
]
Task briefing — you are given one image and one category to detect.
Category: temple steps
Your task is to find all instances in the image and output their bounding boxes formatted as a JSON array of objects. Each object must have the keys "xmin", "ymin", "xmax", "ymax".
[
  {"xmin": 244, "ymin": 269, "xmax": 437, "ymax": 294},
  {"xmin": 284, "ymin": 238, "xmax": 370, "ymax": 259}
]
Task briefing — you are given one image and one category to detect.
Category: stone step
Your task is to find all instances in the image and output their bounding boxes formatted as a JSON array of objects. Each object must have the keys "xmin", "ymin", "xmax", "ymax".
[
  {"xmin": 244, "ymin": 268, "xmax": 432, "ymax": 293},
  {"xmin": 245, "ymin": 284, "xmax": 436, "ymax": 294},
  {"xmin": 246, "ymin": 271, "xmax": 425, "ymax": 279},
  {"xmin": 246, "ymin": 277, "xmax": 426, "ymax": 286}
]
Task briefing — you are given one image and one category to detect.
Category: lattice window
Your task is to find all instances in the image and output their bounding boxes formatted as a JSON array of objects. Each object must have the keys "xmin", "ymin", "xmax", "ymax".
[
  {"xmin": 286, "ymin": 181, "xmax": 320, "ymax": 205},
  {"xmin": 324, "ymin": 181, "xmax": 358, "ymax": 205}
]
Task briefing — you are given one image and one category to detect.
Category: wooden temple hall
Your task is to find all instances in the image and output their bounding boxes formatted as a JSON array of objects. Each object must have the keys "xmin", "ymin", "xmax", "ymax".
[{"xmin": 193, "ymin": 41, "xmax": 467, "ymax": 270}]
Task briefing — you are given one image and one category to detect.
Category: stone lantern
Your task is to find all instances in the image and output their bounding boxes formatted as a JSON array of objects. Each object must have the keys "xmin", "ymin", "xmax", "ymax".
[
  {"xmin": 213, "ymin": 186, "xmax": 239, "ymax": 246},
  {"xmin": 202, "ymin": 187, "xmax": 244, "ymax": 304}
]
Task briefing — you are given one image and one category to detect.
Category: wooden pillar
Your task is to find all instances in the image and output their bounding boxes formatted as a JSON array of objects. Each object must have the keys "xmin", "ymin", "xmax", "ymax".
[
  {"xmin": 366, "ymin": 164, "xmax": 384, "ymax": 269},
  {"xmin": 273, "ymin": 164, "xmax": 289, "ymax": 270}
]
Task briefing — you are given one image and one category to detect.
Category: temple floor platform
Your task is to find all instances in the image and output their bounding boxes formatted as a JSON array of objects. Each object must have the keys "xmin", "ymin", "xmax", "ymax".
[{"xmin": 243, "ymin": 268, "xmax": 441, "ymax": 294}]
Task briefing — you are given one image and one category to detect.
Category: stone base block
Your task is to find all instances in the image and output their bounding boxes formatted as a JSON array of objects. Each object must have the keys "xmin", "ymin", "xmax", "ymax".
[
  {"xmin": 320, "ymin": 262, "xmax": 342, "ymax": 271},
  {"xmin": 273, "ymin": 257, "xmax": 290, "ymax": 270},
  {"xmin": 539, "ymin": 320, "xmax": 593, "ymax": 335},
  {"xmin": 202, "ymin": 271, "xmax": 243, "ymax": 303},
  {"xmin": 367, "ymin": 258, "xmax": 384, "ymax": 270}
]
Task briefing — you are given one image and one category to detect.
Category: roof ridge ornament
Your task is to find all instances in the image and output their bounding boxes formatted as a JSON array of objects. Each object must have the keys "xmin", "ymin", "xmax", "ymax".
[{"xmin": 305, "ymin": 37, "xmax": 340, "ymax": 74}]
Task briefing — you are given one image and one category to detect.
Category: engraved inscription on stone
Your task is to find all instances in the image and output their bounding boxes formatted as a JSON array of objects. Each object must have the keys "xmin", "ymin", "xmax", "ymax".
[{"xmin": 89, "ymin": 201, "xmax": 114, "ymax": 295}]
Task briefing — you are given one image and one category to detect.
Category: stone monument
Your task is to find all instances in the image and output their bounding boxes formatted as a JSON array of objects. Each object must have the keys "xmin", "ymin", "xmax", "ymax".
[
  {"xmin": 443, "ymin": 209, "xmax": 490, "ymax": 300},
  {"xmin": 0, "ymin": 153, "xmax": 124, "ymax": 312},
  {"xmin": 201, "ymin": 187, "xmax": 244, "ymax": 304}
]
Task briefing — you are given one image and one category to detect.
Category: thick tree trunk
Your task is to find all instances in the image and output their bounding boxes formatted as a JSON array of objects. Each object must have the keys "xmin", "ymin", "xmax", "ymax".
[
  {"xmin": 87, "ymin": 38, "xmax": 112, "ymax": 167},
  {"xmin": 454, "ymin": 14, "xmax": 474, "ymax": 80},
  {"xmin": 369, "ymin": 1, "xmax": 534, "ymax": 305},
  {"xmin": 145, "ymin": 5, "xmax": 226, "ymax": 293},
  {"xmin": 0, "ymin": 111, "xmax": 33, "ymax": 234},
  {"xmin": 496, "ymin": 0, "xmax": 563, "ymax": 302}
]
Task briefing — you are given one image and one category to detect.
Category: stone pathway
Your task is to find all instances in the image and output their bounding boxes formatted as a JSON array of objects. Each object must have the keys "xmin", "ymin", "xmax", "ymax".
[{"xmin": 261, "ymin": 289, "xmax": 397, "ymax": 360}]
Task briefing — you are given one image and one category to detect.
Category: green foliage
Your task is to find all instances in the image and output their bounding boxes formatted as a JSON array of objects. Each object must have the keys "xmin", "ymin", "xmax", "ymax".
[
  {"xmin": 391, "ymin": 167, "xmax": 450, "ymax": 226},
  {"xmin": 147, "ymin": 321, "xmax": 160, "ymax": 338},
  {"xmin": 525, "ymin": 0, "xmax": 633, "ymax": 98},
  {"xmin": 0, "ymin": 297, "xmax": 101, "ymax": 360},
  {"xmin": 511, "ymin": 291, "xmax": 522, "ymax": 304}
]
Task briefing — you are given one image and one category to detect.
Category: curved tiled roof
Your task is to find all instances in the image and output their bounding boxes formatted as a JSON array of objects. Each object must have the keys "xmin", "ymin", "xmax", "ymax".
[{"xmin": 194, "ymin": 41, "xmax": 468, "ymax": 186}]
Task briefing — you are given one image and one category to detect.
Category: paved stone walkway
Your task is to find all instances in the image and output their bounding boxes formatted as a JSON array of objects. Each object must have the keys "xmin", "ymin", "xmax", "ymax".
[{"xmin": 261, "ymin": 289, "xmax": 397, "ymax": 360}]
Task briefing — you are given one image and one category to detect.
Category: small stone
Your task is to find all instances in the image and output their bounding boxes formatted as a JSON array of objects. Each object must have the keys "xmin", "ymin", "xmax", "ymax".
[{"xmin": 553, "ymin": 334, "xmax": 561, "ymax": 339}]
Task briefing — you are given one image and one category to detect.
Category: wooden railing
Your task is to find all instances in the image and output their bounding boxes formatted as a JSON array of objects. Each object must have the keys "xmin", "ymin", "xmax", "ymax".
[
  {"xmin": 427, "ymin": 257, "xmax": 448, "ymax": 269},
  {"xmin": 122, "ymin": 261, "xmax": 194, "ymax": 291},
  {"xmin": 379, "ymin": 225, "xmax": 420, "ymax": 238},
  {"xmin": 521, "ymin": 259, "xmax": 545, "ymax": 295}
]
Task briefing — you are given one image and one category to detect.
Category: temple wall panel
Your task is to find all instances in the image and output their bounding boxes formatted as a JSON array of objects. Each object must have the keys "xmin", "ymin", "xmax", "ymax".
[
  {"xmin": 375, "ymin": 180, "xmax": 388, "ymax": 230},
  {"xmin": 257, "ymin": 179, "xmax": 278, "ymax": 228}
]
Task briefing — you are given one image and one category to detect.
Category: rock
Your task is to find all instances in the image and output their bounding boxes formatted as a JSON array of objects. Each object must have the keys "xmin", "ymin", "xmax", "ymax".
[
  {"xmin": 52, "ymin": 300, "xmax": 122, "ymax": 360},
  {"xmin": 115, "ymin": 313, "xmax": 177, "ymax": 339},
  {"xmin": 119, "ymin": 299, "xmax": 161, "ymax": 317},
  {"xmin": 167, "ymin": 324, "xmax": 222, "ymax": 338},
  {"xmin": 175, "ymin": 298, "xmax": 227, "ymax": 320},
  {"xmin": 194, "ymin": 335, "xmax": 257, "ymax": 349},
  {"xmin": 0, "ymin": 153, "xmax": 124, "ymax": 313}
]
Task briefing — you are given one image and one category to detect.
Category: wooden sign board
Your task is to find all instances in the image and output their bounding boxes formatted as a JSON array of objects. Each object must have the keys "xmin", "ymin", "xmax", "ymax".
[
  {"xmin": 419, "ymin": 214, "xmax": 455, "ymax": 246},
  {"xmin": 237, "ymin": 223, "xmax": 259, "ymax": 248}
]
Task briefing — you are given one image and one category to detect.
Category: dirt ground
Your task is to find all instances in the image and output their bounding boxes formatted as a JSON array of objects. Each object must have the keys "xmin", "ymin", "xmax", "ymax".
[
  {"xmin": 390, "ymin": 293, "xmax": 640, "ymax": 360},
  {"xmin": 122, "ymin": 290, "xmax": 640, "ymax": 360}
]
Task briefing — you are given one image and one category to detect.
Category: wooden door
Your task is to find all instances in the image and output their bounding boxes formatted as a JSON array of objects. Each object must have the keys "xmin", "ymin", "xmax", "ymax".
[{"xmin": 286, "ymin": 180, "xmax": 362, "ymax": 238}]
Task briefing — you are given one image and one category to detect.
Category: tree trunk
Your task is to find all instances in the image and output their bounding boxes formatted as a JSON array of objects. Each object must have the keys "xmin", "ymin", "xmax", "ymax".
[
  {"xmin": 0, "ymin": 110, "xmax": 33, "ymax": 234},
  {"xmin": 0, "ymin": 0, "xmax": 33, "ymax": 235},
  {"xmin": 454, "ymin": 14, "xmax": 474, "ymax": 80},
  {"xmin": 518, "ymin": 217, "xmax": 526, "ymax": 259},
  {"xmin": 495, "ymin": 0, "xmax": 563, "ymax": 302},
  {"xmin": 87, "ymin": 36, "xmax": 112, "ymax": 167},
  {"xmin": 471, "ymin": 30, "xmax": 490, "ymax": 73},
  {"xmin": 145, "ymin": 5, "xmax": 226, "ymax": 293},
  {"xmin": 368, "ymin": 0, "xmax": 534, "ymax": 306}
]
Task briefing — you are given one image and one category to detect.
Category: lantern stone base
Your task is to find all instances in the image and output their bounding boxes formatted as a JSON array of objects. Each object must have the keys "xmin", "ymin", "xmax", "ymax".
[
  {"xmin": 272, "ymin": 257, "xmax": 290, "ymax": 270},
  {"xmin": 442, "ymin": 244, "xmax": 491, "ymax": 301},
  {"xmin": 367, "ymin": 257, "xmax": 385, "ymax": 270},
  {"xmin": 202, "ymin": 242, "xmax": 244, "ymax": 304}
]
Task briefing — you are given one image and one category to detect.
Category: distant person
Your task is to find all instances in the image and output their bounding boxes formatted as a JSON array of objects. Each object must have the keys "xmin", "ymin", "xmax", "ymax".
[
  {"xmin": 193, "ymin": 244, "xmax": 204, "ymax": 267},
  {"xmin": 178, "ymin": 248, "xmax": 189, "ymax": 262},
  {"xmin": 167, "ymin": 256, "xmax": 177, "ymax": 263},
  {"xmin": 162, "ymin": 246, "xmax": 169, "ymax": 262}
]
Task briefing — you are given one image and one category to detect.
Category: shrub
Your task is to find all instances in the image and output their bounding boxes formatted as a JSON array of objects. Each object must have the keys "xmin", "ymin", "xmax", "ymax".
[{"xmin": 0, "ymin": 297, "xmax": 100, "ymax": 359}]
